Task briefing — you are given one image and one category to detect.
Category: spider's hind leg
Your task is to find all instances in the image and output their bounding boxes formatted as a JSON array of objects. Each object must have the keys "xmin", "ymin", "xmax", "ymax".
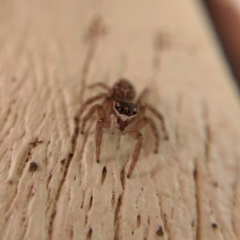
[
  {"xmin": 136, "ymin": 88, "xmax": 149, "ymax": 105},
  {"xmin": 87, "ymin": 82, "xmax": 111, "ymax": 91},
  {"xmin": 145, "ymin": 104, "xmax": 169, "ymax": 140}
]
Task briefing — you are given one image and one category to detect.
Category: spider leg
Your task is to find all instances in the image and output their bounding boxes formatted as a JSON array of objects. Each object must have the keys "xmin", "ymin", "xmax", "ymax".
[
  {"xmin": 80, "ymin": 102, "xmax": 108, "ymax": 163},
  {"xmin": 79, "ymin": 93, "xmax": 110, "ymax": 118},
  {"xmin": 95, "ymin": 101, "xmax": 112, "ymax": 162},
  {"xmin": 127, "ymin": 131, "xmax": 143, "ymax": 178},
  {"xmin": 135, "ymin": 117, "xmax": 159, "ymax": 153},
  {"xmin": 87, "ymin": 82, "xmax": 112, "ymax": 91},
  {"xmin": 80, "ymin": 104, "xmax": 105, "ymax": 134},
  {"xmin": 136, "ymin": 88, "xmax": 149, "ymax": 105},
  {"xmin": 136, "ymin": 105, "xmax": 146, "ymax": 120},
  {"xmin": 144, "ymin": 104, "xmax": 169, "ymax": 140}
]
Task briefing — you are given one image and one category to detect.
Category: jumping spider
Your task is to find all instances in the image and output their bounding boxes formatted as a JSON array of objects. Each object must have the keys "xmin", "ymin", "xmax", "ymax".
[{"xmin": 79, "ymin": 79, "xmax": 169, "ymax": 178}]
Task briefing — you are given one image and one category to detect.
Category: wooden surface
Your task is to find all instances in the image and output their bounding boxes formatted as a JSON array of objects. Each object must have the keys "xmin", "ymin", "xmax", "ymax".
[{"xmin": 0, "ymin": 0, "xmax": 240, "ymax": 239}]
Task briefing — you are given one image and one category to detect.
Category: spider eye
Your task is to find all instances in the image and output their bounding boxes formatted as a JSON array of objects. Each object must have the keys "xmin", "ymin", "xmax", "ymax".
[
  {"xmin": 118, "ymin": 108, "xmax": 124, "ymax": 114},
  {"xmin": 114, "ymin": 100, "xmax": 137, "ymax": 118}
]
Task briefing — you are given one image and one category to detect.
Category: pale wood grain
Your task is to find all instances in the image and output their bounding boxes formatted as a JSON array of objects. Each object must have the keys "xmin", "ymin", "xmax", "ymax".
[{"xmin": 0, "ymin": 0, "xmax": 240, "ymax": 240}]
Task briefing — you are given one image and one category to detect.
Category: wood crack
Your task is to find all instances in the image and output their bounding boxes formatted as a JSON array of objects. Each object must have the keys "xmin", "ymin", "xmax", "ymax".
[
  {"xmin": 48, "ymin": 153, "xmax": 74, "ymax": 239},
  {"xmin": 5, "ymin": 141, "xmax": 42, "ymax": 214},
  {"xmin": 19, "ymin": 184, "xmax": 35, "ymax": 240},
  {"xmin": 57, "ymin": 83, "xmax": 71, "ymax": 137},
  {"xmin": 156, "ymin": 194, "xmax": 168, "ymax": 236},
  {"xmin": 113, "ymin": 167, "xmax": 127, "ymax": 240},
  {"xmin": 193, "ymin": 159, "xmax": 201, "ymax": 240},
  {"xmin": 175, "ymin": 94, "xmax": 183, "ymax": 144},
  {"xmin": 0, "ymin": 106, "xmax": 11, "ymax": 134},
  {"xmin": 0, "ymin": 100, "xmax": 18, "ymax": 145},
  {"xmin": 114, "ymin": 194, "xmax": 122, "ymax": 240},
  {"xmin": 231, "ymin": 155, "xmax": 240, "ymax": 238},
  {"xmin": 202, "ymin": 102, "xmax": 211, "ymax": 166}
]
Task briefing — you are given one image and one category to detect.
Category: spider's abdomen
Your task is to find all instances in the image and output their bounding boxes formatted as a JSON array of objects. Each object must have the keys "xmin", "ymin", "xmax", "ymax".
[{"xmin": 113, "ymin": 79, "xmax": 136, "ymax": 101}]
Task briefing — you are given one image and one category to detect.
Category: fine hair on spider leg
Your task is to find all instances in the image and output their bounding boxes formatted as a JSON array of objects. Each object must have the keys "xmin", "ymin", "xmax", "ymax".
[{"xmin": 79, "ymin": 79, "xmax": 169, "ymax": 178}]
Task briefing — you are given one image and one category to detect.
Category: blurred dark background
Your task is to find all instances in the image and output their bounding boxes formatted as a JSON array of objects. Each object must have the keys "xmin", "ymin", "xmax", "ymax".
[{"xmin": 204, "ymin": 0, "xmax": 240, "ymax": 90}]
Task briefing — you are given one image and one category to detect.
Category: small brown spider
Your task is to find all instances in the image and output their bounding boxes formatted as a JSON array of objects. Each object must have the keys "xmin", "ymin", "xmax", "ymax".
[{"xmin": 79, "ymin": 79, "xmax": 169, "ymax": 178}]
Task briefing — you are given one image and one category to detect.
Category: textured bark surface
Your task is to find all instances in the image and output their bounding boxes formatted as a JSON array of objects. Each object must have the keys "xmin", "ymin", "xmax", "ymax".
[{"xmin": 0, "ymin": 0, "xmax": 240, "ymax": 239}]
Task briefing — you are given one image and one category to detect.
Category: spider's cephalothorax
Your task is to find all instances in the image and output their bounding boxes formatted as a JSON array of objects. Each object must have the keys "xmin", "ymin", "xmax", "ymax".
[{"xmin": 79, "ymin": 79, "xmax": 169, "ymax": 178}]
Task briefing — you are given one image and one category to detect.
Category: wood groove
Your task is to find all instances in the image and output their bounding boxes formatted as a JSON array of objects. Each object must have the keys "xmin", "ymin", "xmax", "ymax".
[{"xmin": 194, "ymin": 159, "xmax": 201, "ymax": 240}]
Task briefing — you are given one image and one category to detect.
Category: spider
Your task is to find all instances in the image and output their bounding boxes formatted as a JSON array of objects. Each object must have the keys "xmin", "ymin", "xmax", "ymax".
[{"xmin": 79, "ymin": 79, "xmax": 169, "ymax": 178}]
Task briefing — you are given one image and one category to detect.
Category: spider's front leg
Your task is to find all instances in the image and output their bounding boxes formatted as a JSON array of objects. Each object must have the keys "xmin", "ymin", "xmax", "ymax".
[
  {"xmin": 127, "ymin": 131, "xmax": 143, "ymax": 178},
  {"xmin": 135, "ymin": 117, "xmax": 159, "ymax": 153},
  {"xmin": 80, "ymin": 103, "xmax": 107, "ymax": 163},
  {"xmin": 80, "ymin": 104, "xmax": 102, "ymax": 134},
  {"xmin": 96, "ymin": 114, "xmax": 111, "ymax": 163},
  {"xmin": 79, "ymin": 93, "xmax": 110, "ymax": 118},
  {"xmin": 78, "ymin": 83, "xmax": 112, "ymax": 118},
  {"xmin": 95, "ymin": 99, "xmax": 112, "ymax": 163}
]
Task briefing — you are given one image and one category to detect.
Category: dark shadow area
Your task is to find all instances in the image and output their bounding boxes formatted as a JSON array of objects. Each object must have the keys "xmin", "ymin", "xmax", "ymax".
[{"xmin": 203, "ymin": 0, "xmax": 240, "ymax": 90}]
